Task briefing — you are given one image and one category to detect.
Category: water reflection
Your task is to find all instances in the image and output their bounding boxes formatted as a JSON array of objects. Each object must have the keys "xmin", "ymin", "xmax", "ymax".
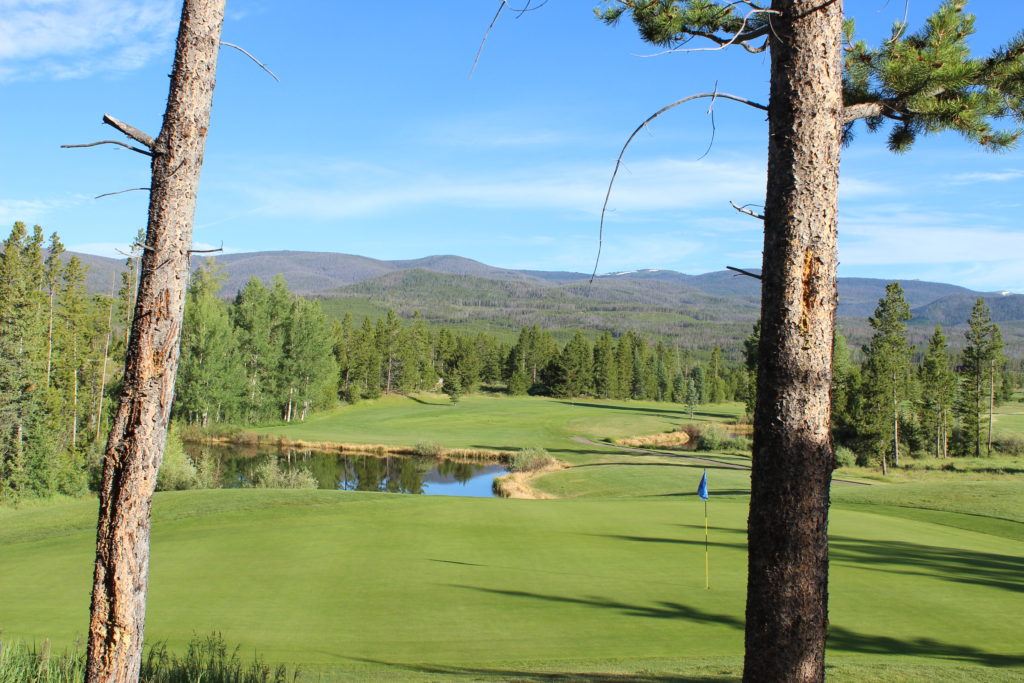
[{"xmin": 182, "ymin": 443, "xmax": 506, "ymax": 497}]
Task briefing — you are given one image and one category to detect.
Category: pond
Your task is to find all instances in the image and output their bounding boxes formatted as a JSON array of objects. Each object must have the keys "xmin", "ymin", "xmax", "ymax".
[{"xmin": 182, "ymin": 443, "xmax": 508, "ymax": 498}]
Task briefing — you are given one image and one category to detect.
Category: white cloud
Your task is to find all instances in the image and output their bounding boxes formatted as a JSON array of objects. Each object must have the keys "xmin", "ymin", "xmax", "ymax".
[
  {"xmin": 0, "ymin": 0, "xmax": 177, "ymax": 81},
  {"xmin": 0, "ymin": 197, "xmax": 77, "ymax": 224},
  {"xmin": 67, "ymin": 241, "xmax": 133, "ymax": 258},
  {"xmin": 840, "ymin": 210, "xmax": 1024, "ymax": 266},
  {"xmin": 948, "ymin": 169, "xmax": 1024, "ymax": 185},
  {"xmin": 225, "ymin": 154, "xmax": 772, "ymax": 221}
]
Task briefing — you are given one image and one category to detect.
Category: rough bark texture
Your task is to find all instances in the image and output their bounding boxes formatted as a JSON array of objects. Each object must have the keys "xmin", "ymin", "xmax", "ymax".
[
  {"xmin": 85, "ymin": 2, "xmax": 225, "ymax": 681},
  {"xmin": 743, "ymin": 1, "xmax": 843, "ymax": 681}
]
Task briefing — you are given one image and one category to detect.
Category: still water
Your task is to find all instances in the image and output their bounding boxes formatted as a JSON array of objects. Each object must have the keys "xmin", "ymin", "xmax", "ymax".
[{"xmin": 182, "ymin": 443, "xmax": 507, "ymax": 498}]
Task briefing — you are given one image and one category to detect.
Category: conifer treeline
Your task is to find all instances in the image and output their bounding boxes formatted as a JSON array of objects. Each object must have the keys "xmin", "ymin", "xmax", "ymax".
[
  {"xmin": 802, "ymin": 283, "xmax": 1017, "ymax": 467},
  {"xmin": 0, "ymin": 223, "xmax": 128, "ymax": 498},
  {"xmin": 331, "ymin": 318, "xmax": 748, "ymax": 406}
]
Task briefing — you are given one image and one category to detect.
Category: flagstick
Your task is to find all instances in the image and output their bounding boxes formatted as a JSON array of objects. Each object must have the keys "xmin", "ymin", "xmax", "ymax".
[{"xmin": 704, "ymin": 498, "xmax": 710, "ymax": 590}]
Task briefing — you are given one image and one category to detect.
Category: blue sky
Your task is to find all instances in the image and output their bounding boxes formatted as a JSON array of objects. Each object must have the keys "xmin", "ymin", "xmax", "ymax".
[{"xmin": 2, "ymin": 1, "xmax": 1023, "ymax": 291}]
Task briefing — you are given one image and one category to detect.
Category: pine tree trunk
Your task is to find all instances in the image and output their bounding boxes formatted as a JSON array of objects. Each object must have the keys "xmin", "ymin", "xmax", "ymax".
[
  {"xmin": 46, "ymin": 288, "xmax": 56, "ymax": 385},
  {"xmin": 988, "ymin": 358, "xmax": 995, "ymax": 456},
  {"xmin": 94, "ymin": 285, "xmax": 116, "ymax": 444},
  {"xmin": 975, "ymin": 369, "xmax": 982, "ymax": 458},
  {"xmin": 893, "ymin": 399, "xmax": 900, "ymax": 468},
  {"xmin": 72, "ymin": 367, "xmax": 78, "ymax": 449},
  {"xmin": 743, "ymin": 1, "xmax": 843, "ymax": 681},
  {"xmin": 86, "ymin": 3, "xmax": 224, "ymax": 681}
]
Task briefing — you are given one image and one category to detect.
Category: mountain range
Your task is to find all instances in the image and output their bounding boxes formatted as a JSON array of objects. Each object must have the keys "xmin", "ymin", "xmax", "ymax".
[{"xmin": 70, "ymin": 249, "xmax": 1023, "ymax": 355}]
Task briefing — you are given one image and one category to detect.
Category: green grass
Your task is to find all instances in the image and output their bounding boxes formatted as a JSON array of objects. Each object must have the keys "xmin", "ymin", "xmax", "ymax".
[
  {"xmin": 993, "ymin": 400, "xmax": 1024, "ymax": 435},
  {"xmin": 2, "ymin": 395, "xmax": 1023, "ymax": 681}
]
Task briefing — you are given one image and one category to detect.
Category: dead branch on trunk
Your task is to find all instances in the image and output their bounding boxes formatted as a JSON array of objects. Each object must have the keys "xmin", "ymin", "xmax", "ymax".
[
  {"xmin": 730, "ymin": 200, "xmax": 764, "ymax": 220},
  {"xmin": 95, "ymin": 188, "xmax": 150, "ymax": 199},
  {"xmin": 220, "ymin": 41, "xmax": 280, "ymax": 81},
  {"xmin": 61, "ymin": 140, "xmax": 152, "ymax": 156},
  {"xmin": 726, "ymin": 266, "xmax": 762, "ymax": 280}
]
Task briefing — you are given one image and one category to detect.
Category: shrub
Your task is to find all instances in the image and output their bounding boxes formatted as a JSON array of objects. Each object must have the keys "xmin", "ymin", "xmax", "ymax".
[
  {"xmin": 0, "ymin": 639, "xmax": 85, "ymax": 682},
  {"xmin": 834, "ymin": 445, "xmax": 857, "ymax": 468},
  {"xmin": 141, "ymin": 633, "xmax": 300, "ymax": 683},
  {"xmin": 993, "ymin": 434, "xmax": 1024, "ymax": 456},
  {"xmin": 157, "ymin": 425, "xmax": 219, "ymax": 491},
  {"xmin": 413, "ymin": 441, "xmax": 444, "ymax": 457},
  {"xmin": 0, "ymin": 634, "xmax": 301, "ymax": 683},
  {"xmin": 508, "ymin": 448, "xmax": 555, "ymax": 472},
  {"xmin": 250, "ymin": 459, "xmax": 318, "ymax": 490},
  {"xmin": 696, "ymin": 424, "xmax": 727, "ymax": 451},
  {"xmin": 728, "ymin": 435, "xmax": 753, "ymax": 453}
]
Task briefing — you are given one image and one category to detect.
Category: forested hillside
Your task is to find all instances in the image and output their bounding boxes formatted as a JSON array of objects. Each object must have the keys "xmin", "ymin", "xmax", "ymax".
[{"xmin": 61, "ymin": 248, "xmax": 1023, "ymax": 356}]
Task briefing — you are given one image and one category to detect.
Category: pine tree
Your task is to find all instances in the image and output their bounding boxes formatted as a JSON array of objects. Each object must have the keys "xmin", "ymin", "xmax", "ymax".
[
  {"xmin": 177, "ymin": 263, "xmax": 244, "ymax": 426},
  {"xmin": 858, "ymin": 283, "xmax": 913, "ymax": 473},
  {"xmin": 957, "ymin": 298, "xmax": 1004, "ymax": 457},
  {"xmin": 352, "ymin": 318, "xmax": 383, "ymax": 400},
  {"xmin": 919, "ymin": 326, "xmax": 955, "ymax": 458},
  {"xmin": 545, "ymin": 331, "xmax": 593, "ymax": 398},
  {"xmin": 280, "ymin": 298, "xmax": 338, "ymax": 422},
  {"xmin": 831, "ymin": 330, "xmax": 859, "ymax": 444},
  {"xmin": 231, "ymin": 277, "xmax": 282, "ymax": 422},
  {"xmin": 708, "ymin": 345, "xmax": 727, "ymax": 404},
  {"xmin": 377, "ymin": 309, "xmax": 403, "ymax": 394},
  {"xmin": 43, "ymin": 232, "xmax": 65, "ymax": 385},
  {"xmin": 53, "ymin": 256, "xmax": 93, "ymax": 449},
  {"xmin": 332, "ymin": 312, "xmax": 356, "ymax": 400}
]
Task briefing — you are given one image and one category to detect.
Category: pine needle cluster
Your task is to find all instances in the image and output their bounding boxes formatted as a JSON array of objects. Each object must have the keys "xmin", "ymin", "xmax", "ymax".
[{"xmin": 844, "ymin": 1, "xmax": 1024, "ymax": 151}]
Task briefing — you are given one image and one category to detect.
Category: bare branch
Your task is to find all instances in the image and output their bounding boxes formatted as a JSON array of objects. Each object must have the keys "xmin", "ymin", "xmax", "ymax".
[
  {"xmin": 220, "ymin": 41, "xmax": 280, "ymax": 82},
  {"xmin": 188, "ymin": 241, "xmax": 224, "ymax": 256},
  {"xmin": 470, "ymin": 1, "xmax": 507, "ymax": 78},
  {"xmin": 697, "ymin": 83, "xmax": 720, "ymax": 161},
  {"xmin": 727, "ymin": 266, "xmax": 762, "ymax": 280},
  {"xmin": 842, "ymin": 100, "xmax": 908, "ymax": 124},
  {"xmin": 592, "ymin": 92, "xmax": 768, "ymax": 283},
  {"xmin": 61, "ymin": 140, "xmax": 152, "ymax": 156},
  {"xmin": 471, "ymin": 0, "xmax": 548, "ymax": 77},
  {"xmin": 509, "ymin": 0, "xmax": 549, "ymax": 17},
  {"xmin": 730, "ymin": 200, "xmax": 765, "ymax": 220},
  {"xmin": 95, "ymin": 187, "xmax": 150, "ymax": 199},
  {"xmin": 102, "ymin": 114, "xmax": 156, "ymax": 150},
  {"xmin": 633, "ymin": 8, "xmax": 778, "ymax": 57}
]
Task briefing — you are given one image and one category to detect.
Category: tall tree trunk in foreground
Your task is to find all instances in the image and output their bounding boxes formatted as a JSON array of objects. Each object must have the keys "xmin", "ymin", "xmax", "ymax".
[
  {"xmin": 86, "ymin": 2, "xmax": 225, "ymax": 680},
  {"xmin": 744, "ymin": 1, "xmax": 843, "ymax": 681}
]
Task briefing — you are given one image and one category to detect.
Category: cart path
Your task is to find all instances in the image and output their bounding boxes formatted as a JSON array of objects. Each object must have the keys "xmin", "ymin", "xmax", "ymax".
[{"xmin": 569, "ymin": 437, "xmax": 870, "ymax": 486}]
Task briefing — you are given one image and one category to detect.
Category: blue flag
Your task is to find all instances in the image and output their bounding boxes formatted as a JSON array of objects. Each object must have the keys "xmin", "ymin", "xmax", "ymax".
[{"xmin": 697, "ymin": 470, "xmax": 709, "ymax": 501}]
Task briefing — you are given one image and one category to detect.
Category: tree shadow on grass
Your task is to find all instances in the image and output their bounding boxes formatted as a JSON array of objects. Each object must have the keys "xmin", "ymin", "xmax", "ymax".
[
  {"xmin": 587, "ymin": 533, "xmax": 746, "ymax": 551},
  {"xmin": 340, "ymin": 657, "xmax": 734, "ymax": 682},
  {"xmin": 829, "ymin": 535, "xmax": 1024, "ymax": 594},
  {"xmin": 555, "ymin": 402, "xmax": 686, "ymax": 418},
  {"xmin": 649, "ymin": 489, "xmax": 752, "ymax": 497},
  {"xmin": 568, "ymin": 462, "xmax": 743, "ymax": 475},
  {"xmin": 448, "ymin": 586, "xmax": 1024, "ymax": 668},
  {"xmin": 405, "ymin": 395, "xmax": 450, "ymax": 406}
]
